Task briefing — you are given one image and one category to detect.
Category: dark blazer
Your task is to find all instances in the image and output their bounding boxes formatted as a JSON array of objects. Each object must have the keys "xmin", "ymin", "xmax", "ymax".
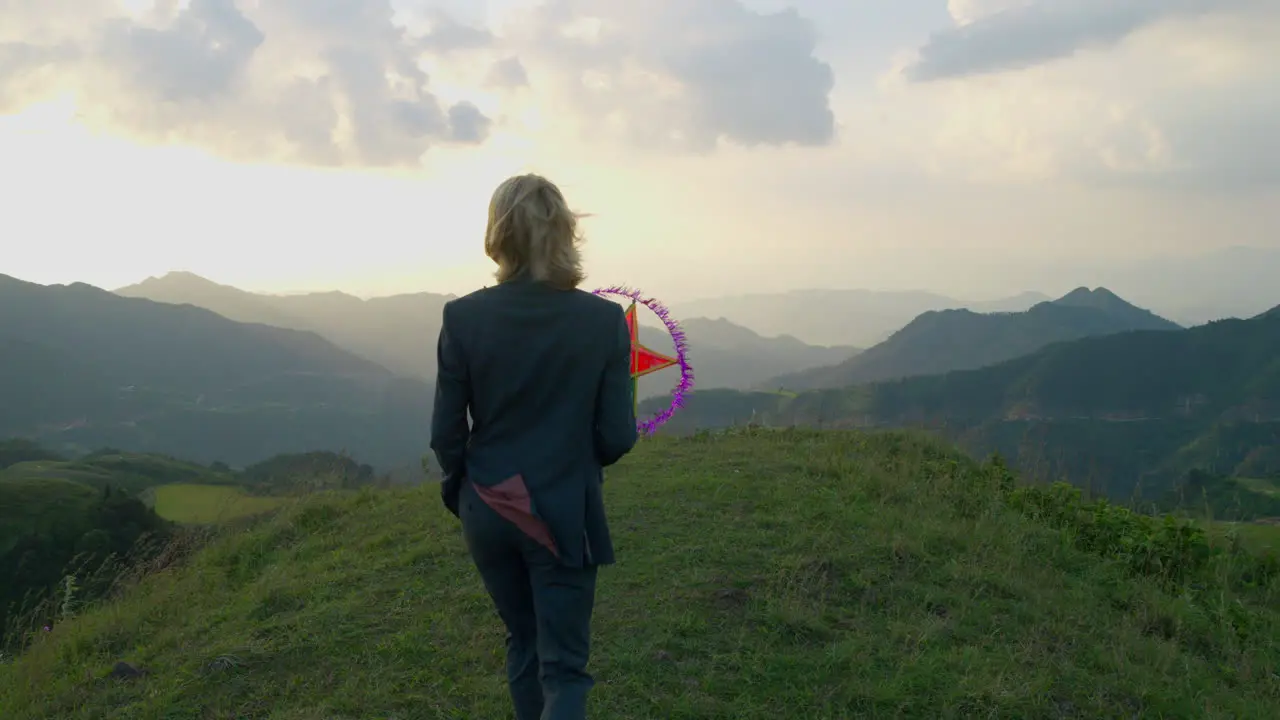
[{"xmin": 430, "ymin": 278, "xmax": 638, "ymax": 567}]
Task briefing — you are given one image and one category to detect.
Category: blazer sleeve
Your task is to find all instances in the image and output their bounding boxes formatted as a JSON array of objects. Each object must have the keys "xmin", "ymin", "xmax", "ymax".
[
  {"xmin": 594, "ymin": 304, "xmax": 639, "ymax": 467},
  {"xmin": 430, "ymin": 300, "xmax": 470, "ymax": 515}
]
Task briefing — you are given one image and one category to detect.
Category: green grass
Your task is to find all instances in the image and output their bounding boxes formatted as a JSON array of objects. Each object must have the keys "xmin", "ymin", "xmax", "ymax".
[
  {"xmin": 1238, "ymin": 477, "xmax": 1280, "ymax": 499},
  {"xmin": 1, "ymin": 429, "xmax": 1277, "ymax": 718},
  {"xmin": 151, "ymin": 484, "xmax": 290, "ymax": 525},
  {"xmin": 1214, "ymin": 521, "xmax": 1280, "ymax": 553},
  {"xmin": 0, "ymin": 453, "xmax": 237, "ymax": 497}
]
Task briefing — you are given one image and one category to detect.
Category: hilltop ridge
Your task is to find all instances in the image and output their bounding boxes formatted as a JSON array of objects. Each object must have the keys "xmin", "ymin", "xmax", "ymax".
[
  {"xmin": 671, "ymin": 288, "xmax": 1051, "ymax": 347},
  {"xmin": 769, "ymin": 287, "xmax": 1179, "ymax": 391},
  {"xmin": 1, "ymin": 430, "xmax": 1275, "ymax": 718}
]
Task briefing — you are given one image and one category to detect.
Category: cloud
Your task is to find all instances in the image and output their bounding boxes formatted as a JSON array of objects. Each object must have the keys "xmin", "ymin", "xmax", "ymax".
[
  {"xmin": 446, "ymin": 101, "xmax": 492, "ymax": 143},
  {"xmin": 506, "ymin": 0, "xmax": 836, "ymax": 151},
  {"xmin": 485, "ymin": 56, "xmax": 529, "ymax": 89},
  {"xmin": 416, "ymin": 8, "xmax": 494, "ymax": 53},
  {"xmin": 882, "ymin": 0, "xmax": 1280, "ymax": 188},
  {"xmin": 908, "ymin": 0, "xmax": 1236, "ymax": 82},
  {"xmin": 0, "ymin": 43, "xmax": 79, "ymax": 113},
  {"xmin": 0, "ymin": 0, "xmax": 493, "ymax": 167}
]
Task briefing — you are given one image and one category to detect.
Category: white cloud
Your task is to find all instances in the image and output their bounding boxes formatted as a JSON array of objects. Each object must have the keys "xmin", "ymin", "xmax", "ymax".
[
  {"xmin": 485, "ymin": 56, "xmax": 529, "ymax": 89},
  {"xmin": 0, "ymin": 0, "xmax": 1277, "ymax": 207},
  {"xmin": 946, "ymin": 0, "xmax": 1030, "ymax": 27},
  {"xmin": 0, "ymin": 0, "xmax": 839, "ymax": 165},
  {"xmin": 500, "ymin": 0, "xmax": 836, "ymax": 152},
  {"xmin": 911, "ymin": 0, "xmax": 1241, "ymax": 82},
  {"xmin": 885, "ymin": 0, "xmax": 1280, "ymax": 187},
  {"xmin": 0, "ymin": 0, "xmax": 494, "ymax": 167}
]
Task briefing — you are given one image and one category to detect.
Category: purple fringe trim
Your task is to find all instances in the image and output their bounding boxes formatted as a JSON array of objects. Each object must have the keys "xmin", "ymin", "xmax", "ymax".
[{"xmin": 592, "ymin": 285, "xmax": 695, "ymax": 435}]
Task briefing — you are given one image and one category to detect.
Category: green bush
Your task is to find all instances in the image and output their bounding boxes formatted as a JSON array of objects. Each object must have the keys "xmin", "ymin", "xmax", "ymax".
[{"xmin": 985, "ymin": 454, "xmax": 1279, "ymax": 595}]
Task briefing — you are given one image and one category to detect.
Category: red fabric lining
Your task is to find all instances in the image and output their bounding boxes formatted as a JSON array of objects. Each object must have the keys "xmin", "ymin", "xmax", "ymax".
[{"xmin": 473, "ymin": 474, "xmax": 560, "ymax": 557}]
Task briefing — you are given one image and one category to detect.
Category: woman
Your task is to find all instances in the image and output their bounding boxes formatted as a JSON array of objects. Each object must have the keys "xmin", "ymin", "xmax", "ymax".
[{"xmin": 430, "ymin": 173, "xmax": 639, "ymax": 720}]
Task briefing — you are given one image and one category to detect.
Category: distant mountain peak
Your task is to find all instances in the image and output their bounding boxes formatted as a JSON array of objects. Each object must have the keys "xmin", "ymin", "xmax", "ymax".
[
  {"xmin": 1057, "ymin": 286, "xmax": 1121, "ymax": 303},
  {"xmin": 122, "ymin": 271, "xmax": 231, "ymax": 293},
  {"xmin": 292, "ymin": 290, "xmax": 361, "ymax": 301},
  {"xmin": 162, "ymin": 270, "xmax": 207, "ymax": 280},
  {"xmin": 1052, "ymin": 286, "xmax": 1147, "ymax": 313},
  {"xmin": 1046, "ymin": 287, "xmax": 1179, "ymax": 329}
]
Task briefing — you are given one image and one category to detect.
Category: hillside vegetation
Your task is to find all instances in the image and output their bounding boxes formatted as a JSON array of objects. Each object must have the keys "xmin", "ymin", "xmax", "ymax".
[
  {"xmin": 0, "ymin": 476, "xmax": 171, "ymax": 642},
  {"xmin": 0, "ymin": 443, "xmax": 385, "ymax": 643},
  {"xmin": 771, "ymin": 287, "xmax": 1179, "ymax": 391},
  {"xmin": 2, "ymin": 430, "xmax": 1277, "ymax": 719}
]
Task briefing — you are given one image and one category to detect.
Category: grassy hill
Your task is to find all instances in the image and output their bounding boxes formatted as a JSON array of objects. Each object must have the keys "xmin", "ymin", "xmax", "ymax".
[
  {"xmin": 1, "ymin": 452, "xmax": 240, "ymax": 497},
  {"xmin": 0, "ymin": 450, "xmax": 286, "ymax": 524},
  {"xmin": 1, "ymin": 429, "xmax": 1276, "ymax": 718},
  {"xmin": 0, "ymin": 447, "xmax": 231, "ymax": 622},
  {"xmin": 771, "ymin": 287, "xmax": 1180, "ymax": 391},
  {"xmin": 149, "ymin": 485, "xmax": 289, "ymax": 525},
  {"xmin": 0, "ymin": 274, "xmax": 433, "ymax": 469},
  {"xmin": 0, "ymin": 442, "xmax": 381, "ymax": 646}
]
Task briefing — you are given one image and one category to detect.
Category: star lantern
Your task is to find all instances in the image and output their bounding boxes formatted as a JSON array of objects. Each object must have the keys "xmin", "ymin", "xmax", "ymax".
[
  {"xmin": 592, "ymin": 286, "xmax": 695, "ymax": 435},
  {"xmin": 624, "ymin": 300, "xmax": 680, "ymax": 415}
]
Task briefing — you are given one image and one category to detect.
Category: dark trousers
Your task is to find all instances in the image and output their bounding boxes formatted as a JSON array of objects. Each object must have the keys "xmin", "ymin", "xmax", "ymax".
[{"xmin": 459, "ymin": 482, "xmax": 599, "ymax": 720}]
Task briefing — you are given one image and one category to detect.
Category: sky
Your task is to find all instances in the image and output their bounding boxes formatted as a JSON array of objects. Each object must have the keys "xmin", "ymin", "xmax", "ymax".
[{"xmin": 2, "ymin": 0, "xmax": 1279, "ymax": 304}]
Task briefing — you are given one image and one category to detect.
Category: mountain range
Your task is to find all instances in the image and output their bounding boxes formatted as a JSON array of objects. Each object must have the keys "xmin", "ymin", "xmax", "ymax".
[
  {"xmin": 116, "ymin": 272, "xmax": 455, "ymax": 381},
  {"xmin": 769, "ymin": 287, "xmax": 1179, "ymax": 390},
  {"xmin": 644, "ymin": 303, "xmax": 1280, "ymax": 503},
  {"xmin": 664, "ymin": 247, "xmax": 1280, "ymax": 345},
  {"xmin": 0, "ymin": 274, "xmax": 431, "ymax": 469},
  {"xmin": 670, "ymin": 289, "xmax": 1051, "ymax": 347},
  {"xmin": 11, "ymin": 267, "xmax": 1279, "ymax": 497},
  {"xmin": 0, "ymin": 271, "xmax": 867, "ymax": 466},
  {"xmin": 117, "ymin": 272, "xmax": 862, "ymax": 396},
  {"xmin": 1074, "ymin": 246, "xmax": 1280, "ymax": 327},
  {"xmin": 634, "ymin": 317, "xmax": 858, "ymax": 399}
]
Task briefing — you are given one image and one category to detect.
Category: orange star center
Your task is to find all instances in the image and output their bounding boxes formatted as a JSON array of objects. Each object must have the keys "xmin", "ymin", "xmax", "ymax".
[{"xmin": 625, "ymin": 303, "xmax": 679, "ymax": 378}]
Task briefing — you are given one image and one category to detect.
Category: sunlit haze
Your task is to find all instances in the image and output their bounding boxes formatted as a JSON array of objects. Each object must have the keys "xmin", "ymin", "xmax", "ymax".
[{"xmin": 3, "ymin": 0, "xmax": 1279, "ymax": 306}]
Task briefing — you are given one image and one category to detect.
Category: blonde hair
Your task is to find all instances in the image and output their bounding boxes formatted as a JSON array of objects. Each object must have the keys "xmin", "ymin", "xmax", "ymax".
[{"xmin": 484, "ymin": 173, "xmax": 586, "ymax": 290}]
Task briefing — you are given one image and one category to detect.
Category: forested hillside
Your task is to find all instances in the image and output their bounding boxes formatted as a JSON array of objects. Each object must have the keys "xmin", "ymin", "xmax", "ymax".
[{"xmin": 645, "ymin": 309, "xmax": 1280, "ymax": 502}]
